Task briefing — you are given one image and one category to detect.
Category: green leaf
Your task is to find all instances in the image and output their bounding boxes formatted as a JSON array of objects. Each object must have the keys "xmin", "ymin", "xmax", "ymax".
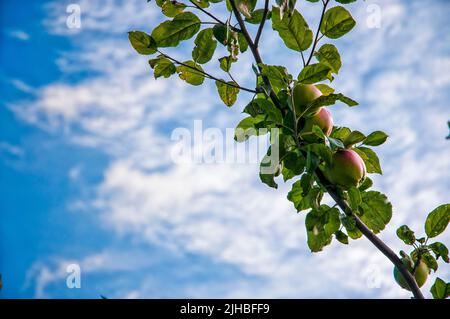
[
  {"xmin": 161, "ymin": 0, "xmax": 186, "ymax": 17},
  {"xmin": 422, "ymin": 253, "xmax": 438, "ymax": 272},
  {"xmin": 311, "ymin": 125, "xmax": 327, "ymax": 140},
  {"xmin": 192, "ymin": 28, "xmax": 217, "ymax": 64},
  {"xmin": 281, "ymin": 166, "xmax": 295, "ymax": 182},
  {"xmin": 335, "ymin": 230, "xmax": 349, "ymax": 244},
  {"xmin": 148, "ymin": 57, "xmax": 160, "ymax": 68},
  {"xmin": 278, "ymin": 133, "xmax": 297, "ymax": 157},
  {"xmin": 358, "ymin": 176, "xmax": 373, "ymax": 191},
  {"xmin": 271, "ymin": 7, "xmax": 313, "ymax": 52},
  {"xmin": 282, "ymin": 108, "xmax": 295, "ymax": 130},
  {"xmin": 243, "ymin": 98, "xmax": 282, "ymax": 124},
  {"xmin": 219, "ymin": 56, "xmax": 235, "ymax": 72},
  {"xmin": 260, "ymin": 147, "xmax": 279, "ymax": 189},
  {"xmin": 300, "ymin": 172, "xmax": 313, "ymax": 195},
  {"xmin": 327, "ymin": 136, "xmax": 345, "ymax": 151},
  {"xmin": 330, "ymin": 126, "xmax": 351, "ymax": 140},
  {"xmin": 155, "ymin": 0, "xmax": 166, "ymax": 8},
  {"xmin": 428, "ymin": 242, "xmax": 449, "ymax": 263},
  {"xmin": 305, "ymin": 205, "xmax": 341, "ymax": 252},
  {"xmin": 359, "ymin": 191, "xmax": 392, "ymax": 233},
  {"xmin": 396, "ymin": 225, "xmax": 416, "ymax": 245},
  {"xmin": 315, "ymin": 44, "xmax": 342, "ymax": 74},
  {"xmin": 283, "ymin": 151, "xmax": 306, "ymax": 179},
  {"xmin": 245, "ymin": 8, "xmax": 271, "ymax": 24},
  {"xmin": 335, "ymin": 0, "xmax": 357, "ymax": 3},
  {"xmin": 315, "ymin": 83, "xmax": 335, "ymax": 96},
  {"xmin": 243, "ymin": 98, "xmax": 270, "ymax": 117},
  {"xmin": 212, "ymin": 24, "xmax": 228, "ymax": 45},
  {"xmin": 259, "ymin": 63, "xmax": 291, "ymax": 91},
  {"xmin": 417, "ymin": 237, "xmax": 426, "ymax": 244},
  {"xmin": 263, "ymin": 102, "xmax": 283, "ymax": 125},
  {"xmin": 305, "ymin": 148, "xmax": 320, "ymax": 173},
  {"xmin": 336, "ymin": 94, "xmax": 358, "ymax": 107},
  {"xmin": 225, "ymin": 0, "xmax": 233, "ymax": 12},
  {"xmin": 363, "ymin": 131, "xmax": 388, "ymax": 146},
  {"xmin": 152, "ymin": 58, "xmax": 176, "ymax": 78},
  {"xmin": 234, "ymin": 115, "xmax": 266, "ymax": 142},
  {"xmin": 320, "ymin": 6, "xmax": 356, "ymax": 39},
  {"xmin": 151, "ymin": 12, "xmax": 201, "ymax": 47},
  {"xmin": 430, "ymin": 277, "xmax": 449, "ymax": 299},
  {"xmin": 354, "ymin": 146, "xmax": 382, "ymax": 174},
  {"xmin": 425, "ymin": 204, "xmax": 450, "ymax": 238},
  {"xmin": 215, "ymin": 80, "xmax": 239, "ymax": 107},
  {"xmin": 128, "ymin": 31, "xmax": 157, "ymax": 55},
  {"xmin": 176, "ymin": 60, "xmax": 205, "ymax": 85},
  {"xmin": 297, "ymin": 63, "xmax": 332, "ymax": 84},
  {"xmin": 343, "ymin": 130, "xmax": 366, "ymax": 147},
  {"xmin": 288, "ymin": 181, "xmax": 323, "ymax": 212},
  {"xmin": 304, "ymin": 93, "xmax": 358, "ymax": 115},
  {"xmin": 347, "ymin": 186, "xmax": 361, "ymax": 211},
  {"xmin": 342, "ymin": 215, "xmax": 362, "ymax": 239},
  {"xmin": 307, "ymin": 143, "xmax": 332, "ymax": 166},
  {"xmin": 238, "ymin": 33, "xmax": 248, "ymax": 52}
]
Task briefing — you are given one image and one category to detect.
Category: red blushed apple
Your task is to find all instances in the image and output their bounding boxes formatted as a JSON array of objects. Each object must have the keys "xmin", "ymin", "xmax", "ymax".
[
  {"xmin": 293, "ymin": 83, "xmax": 322, "ymax": 114},
  {"xmin": 325, "ymin": 149, "xmax": 366, "ymax": 189},
  {"xmin": 301, "ymin": 107, "xmax": 333, "ymax": 136}
]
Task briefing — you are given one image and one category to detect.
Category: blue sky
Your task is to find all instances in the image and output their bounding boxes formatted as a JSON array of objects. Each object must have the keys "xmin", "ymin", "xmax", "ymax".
[{"xmin": 0, "ymin": 0, "xmax": 449, "ymax": 298}]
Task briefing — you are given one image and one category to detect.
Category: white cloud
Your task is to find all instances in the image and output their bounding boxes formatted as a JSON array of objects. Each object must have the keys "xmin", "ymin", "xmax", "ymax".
[
  {"xmin": 25, "ymin": 249, "xmax": 162, "ymax": 298},
  {"xmin": 68, "ymin": 165, "xmax": 82, "ymax": 181},
  {"xmin": 14, "ymin": 0, "xmax": 450, "ymax": 298},
  {"xmin": 44, "ymin": 0, "xmax": 158, "ymax": 35},
  {"xmin": 0, "ymin": 142, "xmax": 24, "ymax": 157},
  {"xmin": 10, "ymin": 79, "xmax": 36, "ymax": 94},
  {"xmin": 8, "ymin": 30, "xmax": 30, "ymax": 41}
]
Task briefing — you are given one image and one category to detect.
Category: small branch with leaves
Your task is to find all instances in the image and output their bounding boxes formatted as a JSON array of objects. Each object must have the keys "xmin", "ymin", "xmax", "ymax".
[{"xmin": 157, "ymin": 50, "xmax": 257, "ymax": 93}]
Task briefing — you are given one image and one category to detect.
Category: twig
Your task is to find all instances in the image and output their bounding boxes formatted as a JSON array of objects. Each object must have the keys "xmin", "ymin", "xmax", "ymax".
[
  {"xmin": 157, "ymin": 50, "xmax": 257, "ymax": 93},
  {"xmin": 200, "ymin": 22, "xmax": 222, "ymax": 26},
  {"xmin": 228, "ymin": 0, "xmax": 281, "ymax": 108},
  {"xmin": 305, "ymin": 0, "xmax": 329, "ymax": 66},
  {"xmin": 254, "ymin": 0, "xmax": 270, "ymax": 47},
  {"xmin": 227, "ymin": 71, "xmax": 238, "ymax": 84},
  {"xmin": 301, "ymin": 51, "xmax": 306, "ymax": 67}
]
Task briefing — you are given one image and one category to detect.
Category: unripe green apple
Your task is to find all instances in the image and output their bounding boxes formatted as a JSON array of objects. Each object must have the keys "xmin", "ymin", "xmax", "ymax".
[
  {"xmin": 300, "ymin": 107, "xmax": 333, "ymax": 136},
  {"xmin": 293, "ymin": 84, "xmax": 322, "ymax": 114},
  {"xmin": 393, "ymin": 258, "xmax": 429, "ymax": 291},
  {"xmin": 325, "ymin": 149, "xmax": 366, "ymax": 189}
]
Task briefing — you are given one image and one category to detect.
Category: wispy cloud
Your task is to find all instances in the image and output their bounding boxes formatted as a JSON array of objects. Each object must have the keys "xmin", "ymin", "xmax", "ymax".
[
  {"xmin": 7, "ymin": 30, "xmax": 30, "ymax": 41},
  {"xmin": 0, "ymin": 141, "xmax": 24, "ymax": 157}
]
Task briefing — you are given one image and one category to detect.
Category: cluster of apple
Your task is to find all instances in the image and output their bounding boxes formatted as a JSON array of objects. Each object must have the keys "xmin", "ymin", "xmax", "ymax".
[
  {"xmin": 294, "ymin": 84, "xmax": 433, "ymax": 291},
  {"xmin": 293, "ymin": 84, "xmax": 366, "ymax": 189}
]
